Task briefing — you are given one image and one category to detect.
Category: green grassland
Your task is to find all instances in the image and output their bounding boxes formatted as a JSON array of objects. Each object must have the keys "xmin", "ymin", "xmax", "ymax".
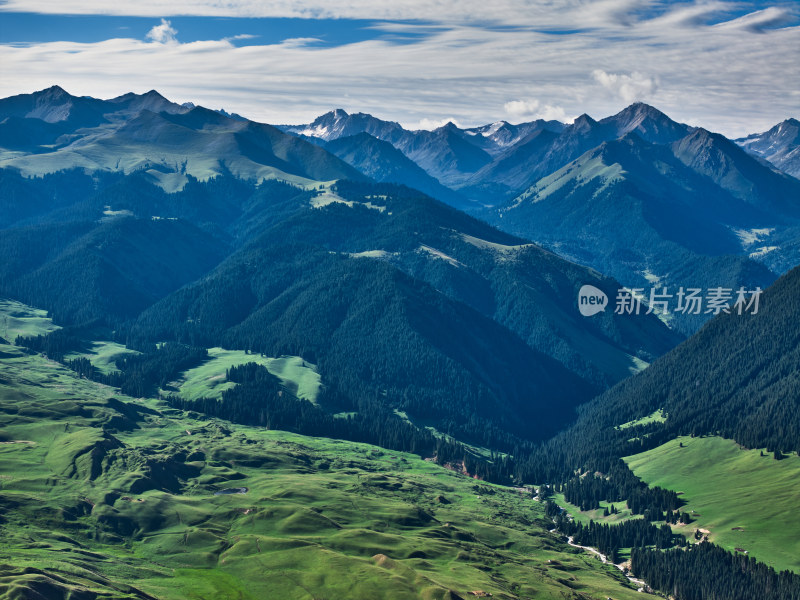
[
  {"xmin": 550, "ymin": 493, "xmax": 641, "ymax": 564},
  {"xmin": 552, "ymin": 493, "xmax": 638, "ymax": 527},
  {"xmin": 0, "ymin": 333, "xmax": 646, "ymax": 599},
  {"xmin": 615, "ymin": 409, "xmax": 665, "ymax": 430},
  {"xmin": 167, "ymin": 348, "xmax": 322, "ymax": 403},
  {"xmin": 624, "ymin": 436, "xmax": 800, "ymax": 573},
  {"xmin": 0, "ymin": 298, "xmax": 60, "ymax": 342},
  {"xmin": 64, "ymin": 341, "xmax": 141, "ymax": 375}
]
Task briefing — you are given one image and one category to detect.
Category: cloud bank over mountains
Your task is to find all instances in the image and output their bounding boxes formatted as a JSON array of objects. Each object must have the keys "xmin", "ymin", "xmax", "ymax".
[{"xmin": 0, "ymin": 0, "xmax": 797, "ymax": 136}]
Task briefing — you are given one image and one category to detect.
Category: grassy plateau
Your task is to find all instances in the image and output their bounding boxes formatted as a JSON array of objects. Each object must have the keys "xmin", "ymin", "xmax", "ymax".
[{"xmin": 0, "ymin": 300, "xmax": 647, "ymax": 600}]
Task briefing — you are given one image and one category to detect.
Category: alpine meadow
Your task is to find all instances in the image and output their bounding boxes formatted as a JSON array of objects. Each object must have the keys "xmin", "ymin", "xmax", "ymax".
[{"xmin": 1, "ymin": 2, "xmax": 799, "ymax": 599}]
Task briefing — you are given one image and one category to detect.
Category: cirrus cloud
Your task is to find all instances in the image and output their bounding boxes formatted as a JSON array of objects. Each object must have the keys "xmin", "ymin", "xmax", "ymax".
[{"xmin": 0, "ymin": 2, "xmax": 798, "ymax": 137}]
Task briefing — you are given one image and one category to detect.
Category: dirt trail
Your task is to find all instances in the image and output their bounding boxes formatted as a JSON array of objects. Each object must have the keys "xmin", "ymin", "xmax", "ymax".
[{"xmin": 549, "ymin": 523, "xmax": 653, "ymax": 594}]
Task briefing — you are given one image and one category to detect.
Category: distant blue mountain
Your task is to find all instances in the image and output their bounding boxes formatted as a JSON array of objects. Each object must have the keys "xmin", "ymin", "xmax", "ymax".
[
  {"xmin": 324, "ymin": 132, "xmax": 470, "ymax": 208},
  {"xmin": 280, "ymin": 109, "xmax": 564, "ymax": 192},
  {"xmin": 490, "ymin": 125, "xmax": 800, "ymax": 334},
  {"xmin": 0, "ymin": 86, "xmax": 365, "ymax": 189},
  {"xmin": 736, "ymin": 118, "xmax": 800, "ymax": 179}
]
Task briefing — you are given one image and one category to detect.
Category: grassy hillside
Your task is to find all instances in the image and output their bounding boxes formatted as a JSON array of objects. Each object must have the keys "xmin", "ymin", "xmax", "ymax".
[
  {"xmin": 552, "ymin": 493, "xmax": 638, "ymax": 528},
  {"xmin": 166, "ymin": 347, "xmax": 321, "ymax": 403},
  {"xmin": 0, "ymin": 338, "xmax": 647, "ymax": 599},
  {"xmin": 624, "ymin": 436, "xmax": 800, "ymax": 572},
  {"xmin": 0, "ymin": 298, "xmax": 60, "ymax": 341},
  {"xmin": 64, "ymin": 340, "xmax": 141, "ymax": 375},
  {"xmin": 521, "ymin": 264, "xmax": 800, "ymax": 489}
]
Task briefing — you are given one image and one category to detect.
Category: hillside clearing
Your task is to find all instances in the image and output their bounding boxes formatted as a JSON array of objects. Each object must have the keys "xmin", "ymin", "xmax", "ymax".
[
  {"xmin": 624, "ymin": 435, "xmax": 800, "ymax": 573},
  {"xmin": 167, "ymin": 348, "xmax": 322, "ymax": 403},
  {"xmin": 0, "ymin": 298, "xmax": 60, "ymax": 341}
]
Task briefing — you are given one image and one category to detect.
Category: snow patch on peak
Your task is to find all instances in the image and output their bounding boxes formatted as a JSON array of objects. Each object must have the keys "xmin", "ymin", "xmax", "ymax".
[
  {"xmin": 299, "ymin": 109, "xmax": 351, "ymax": 140},
  {"xmin": 485, "ymin": 121, "xmax": 507, "ymax": 136},
  {"xmin": 750, "ymin": 245, "xmax": 778, "ymax": 259},
  {"xmin": 299, "ymin": 124, "xmax": 330, "ymax": 138},
  {"xmin": 26, "ymin": 102, "xmax": 71, "ymax": 123}
]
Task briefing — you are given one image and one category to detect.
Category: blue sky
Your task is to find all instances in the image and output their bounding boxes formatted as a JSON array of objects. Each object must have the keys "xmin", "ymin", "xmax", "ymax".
[
  {"xmin": 0, "ymin": 1, "xmax": 798, "ymax": 135},
  {"xmin": 0, "ymin": 14, "xmax": 389, "ymax": 47}
]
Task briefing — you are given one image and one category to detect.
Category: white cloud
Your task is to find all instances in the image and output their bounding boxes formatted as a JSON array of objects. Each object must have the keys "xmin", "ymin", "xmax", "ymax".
[
  {"xmin": 225, "ymin": 34, "xmax": 257, "ymax": 41},
  {"xmin": 146, "ymin": 18, "xmax": 178, "ymax": 44},
  {"xmin": 536, "ymin": 104, "xmax": 569, "ymax": 122},
  {"xmin": 713, "ymin": 6, "xmax": 795, "ymax": 33},
  {"xmin": 278, "ymin": 37, "xmax": 324, "ymax": 48},
  {"xmin": 0, "ymin": 0, "xmax": 661, "ymax": 24},
  {"xmin": 1, "ymin": 0, "xmax": 786, "ymax": 31},
  {"xmin": 504, "ymin": 99, "xmax": 569, "ymax": 122},
  {"xmin": 504, "ymin": 99, "xmax": 541, "ymax": 118},
  {"xmin": 592, "ymin": 70, "xmax": 659, "ymax": 103},
  {"xmin": 0, "ymin": 3, "xmax": 797, "ymax": 137},
  {"xmin": 412, "ymin": 117, "xmax": 463, "ymax": 130}
]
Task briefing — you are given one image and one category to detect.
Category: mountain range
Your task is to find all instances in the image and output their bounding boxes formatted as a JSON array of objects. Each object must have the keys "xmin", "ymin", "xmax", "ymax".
[
  {"xmin": 0, "ymin": 86, "xmax": 365, "ymax": 193},
  {"xmin": 2, "ymin": 87, "xmax": 798, "ymax": 337},
  {"xmin": 491, "ymin": 124, "xmax": 800, "ymax": 333},
  {"xmin": 1, "ymin": 86, "xmax": 798, "ymax": 434},
  {"xmin": 282, "ymin": 101, "xmax": 800, "ymax": 335},
  {"xmin": 2, "ymin": 86, "xmax": 800, "ymax": 599},
  {"xmin": 280, "ymin": 109, "xmax": 564, "ymax": 192},
  {"xmin": 0, "ymin": 87, "xmax": 682, "ymax": 454},
  {"xmin": 282, "ymin": 102, "xmax": 798, "ymax": 207}
]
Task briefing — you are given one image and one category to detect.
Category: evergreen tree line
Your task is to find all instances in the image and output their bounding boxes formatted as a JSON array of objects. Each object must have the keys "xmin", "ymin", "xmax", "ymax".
[
  {"xmin": 167, "ymin": 362, "xmax": 514, "ymax": 479},
  {"xmin": 110, "ymin": 343, "xmax": 209, "ymax": 398},
  {"xmin": 547, "ymin": 501, "xmax": 684, "ymax": 563},
  {"xmin": 631, "ymin": 544, "xmax": 800, "ymax": 600},
  {"xmin": 65, "ymin": 356, "xmax": 95, "ymax": 379},
  {"xmin": 546, "ymin": 460, "xmax": 683, "ymax": 518},
  {"xmin": 16, "ymin": 330, "xmax": 85, "ymax": 362},
  {"xmin": 15, "ymin": 329, "xmax": 520, "ymax": 483},
  {"xmin": 16, "ymin": 331, "xmax": 209, "ymax": 399}
]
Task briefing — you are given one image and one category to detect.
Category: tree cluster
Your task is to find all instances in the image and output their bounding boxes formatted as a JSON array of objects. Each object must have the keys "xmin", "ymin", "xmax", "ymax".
[{"xmin": 631, "ymin": 544, "xmax": 800, "ymax": 600}]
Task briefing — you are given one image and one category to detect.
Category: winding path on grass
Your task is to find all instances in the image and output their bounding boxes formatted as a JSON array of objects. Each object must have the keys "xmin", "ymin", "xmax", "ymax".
[
  {"xmin": 563, "ymin": 533, "xmax": 650, "ymax": 592},
  {"xmin": 548, "ymin": 520, "xmax": 652, "ymax": 593}
]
